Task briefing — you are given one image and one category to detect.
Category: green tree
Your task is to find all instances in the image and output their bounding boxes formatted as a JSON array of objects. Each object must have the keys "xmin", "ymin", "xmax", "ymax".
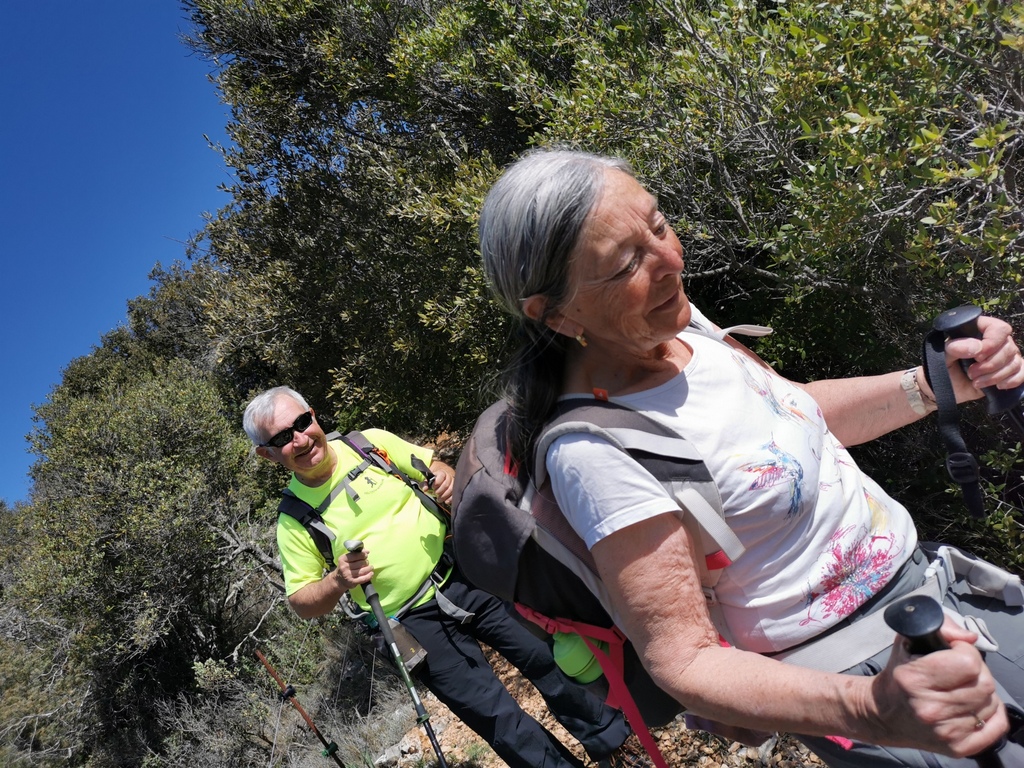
[
  {"xmin": 4, "ymin": 357, "xmax": 275, "ymax": 765},
  {"xmin": 184, "ymin": 0, "xmax": 1022, "ymax": 525},
  {"xmin": 6, "ymin": 0, "xmax": 1023, "ymax": 761}
]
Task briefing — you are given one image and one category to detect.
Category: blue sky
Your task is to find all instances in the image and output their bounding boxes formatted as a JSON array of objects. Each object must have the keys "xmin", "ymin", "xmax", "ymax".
[{"xmin": 1, "ymin": 3, "xmax": 232, "ymax": 505}]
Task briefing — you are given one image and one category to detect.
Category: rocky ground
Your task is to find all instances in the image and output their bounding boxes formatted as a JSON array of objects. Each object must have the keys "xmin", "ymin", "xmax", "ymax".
[{"xmin": 394, "ymin": 650, "xmax": 826, "ymax": 768}]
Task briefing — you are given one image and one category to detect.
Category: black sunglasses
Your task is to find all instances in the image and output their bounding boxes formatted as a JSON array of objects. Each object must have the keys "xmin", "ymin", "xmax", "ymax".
[{"xmin": 260, "ymin": 411, "xmax": 314, "ymax": 448}]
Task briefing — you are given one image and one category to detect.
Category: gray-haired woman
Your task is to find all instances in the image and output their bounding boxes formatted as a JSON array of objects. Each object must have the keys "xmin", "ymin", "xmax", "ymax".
[{"xmin": 477, "ymin": 147, "xmax": 1024, "ymax": 767}]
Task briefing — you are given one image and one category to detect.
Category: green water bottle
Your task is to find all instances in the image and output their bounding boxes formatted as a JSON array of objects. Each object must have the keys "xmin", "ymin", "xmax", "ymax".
[{"xmin": 552, "ymin": 631, "xmax": 607, "ymax": 684}]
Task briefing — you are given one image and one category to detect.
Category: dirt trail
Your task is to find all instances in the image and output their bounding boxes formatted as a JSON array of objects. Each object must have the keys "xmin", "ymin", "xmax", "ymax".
[{"xmin": 400, "ymin": 649, "xmax": 826, "ymax": 767}]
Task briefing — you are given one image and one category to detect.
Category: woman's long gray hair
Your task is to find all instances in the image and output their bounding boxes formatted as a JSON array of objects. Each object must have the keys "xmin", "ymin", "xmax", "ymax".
[{"xmin": 479, "ymin": 148, "xmax": 633, "ymax": 465}]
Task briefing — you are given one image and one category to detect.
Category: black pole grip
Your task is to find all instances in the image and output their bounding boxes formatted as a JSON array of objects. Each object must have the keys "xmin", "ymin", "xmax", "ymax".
[
  {"xmin": 884, "ymin": 595, "xmax": 1006, "ymax": 767},
  {"xmin": 933, "ymin": 305, "xmax": 1024, "ymax": 415},
  {"xmin": 884, "ymin": 594, "xmax": 949, "ymax": 655}
]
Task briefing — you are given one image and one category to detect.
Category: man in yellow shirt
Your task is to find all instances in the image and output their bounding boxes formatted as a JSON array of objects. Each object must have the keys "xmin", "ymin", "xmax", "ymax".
[{"xmin": 244, "ymin": 386, "xmax": 648, "ymax": 768}]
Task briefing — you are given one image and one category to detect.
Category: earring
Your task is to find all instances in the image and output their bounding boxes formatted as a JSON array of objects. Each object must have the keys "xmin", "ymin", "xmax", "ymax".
[{"xmin": 575, "ymin": 333, "xmax": 588, "ymax": 348}]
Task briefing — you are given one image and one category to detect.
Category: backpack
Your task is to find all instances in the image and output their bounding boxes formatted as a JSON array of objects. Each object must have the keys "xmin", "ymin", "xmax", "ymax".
[
  {"xmin": 453, "ymin": 397, "xmax": 746, "ymax": 619},
  {"xmin": 450, "ymin": 322, "xmax": 774, "ymax": 766},
  {"xmin": 451, "ymin": 398, "xmax": 748, "ymax": 767}
]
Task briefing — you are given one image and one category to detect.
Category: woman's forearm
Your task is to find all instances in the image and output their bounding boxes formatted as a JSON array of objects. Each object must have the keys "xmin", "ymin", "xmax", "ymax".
[
  {"xmin": 791, "ymin": 312, "xmax": 1022, "ymax": 447},
  {"xmin": 592, "ymin": 514, "xmax": 1000, "ymax": 756},
  {"xmin": 798, "ymin": 367, "xmax": 931, "ymax": 447},
  {"xmin": 647, "ymin": 636, "xmax": 877, "ymax": 740}
]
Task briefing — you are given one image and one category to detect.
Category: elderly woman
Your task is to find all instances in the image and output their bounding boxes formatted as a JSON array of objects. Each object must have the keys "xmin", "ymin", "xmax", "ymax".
[{"xmin": 477, "ymin": 147, "xmax": 1024, "ymax": 767}]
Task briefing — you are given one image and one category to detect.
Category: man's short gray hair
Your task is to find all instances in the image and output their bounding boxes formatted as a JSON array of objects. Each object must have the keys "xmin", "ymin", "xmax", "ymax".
[{"xmin": 242, "ymin": 386, "xmax": 309, "ymax": 445}]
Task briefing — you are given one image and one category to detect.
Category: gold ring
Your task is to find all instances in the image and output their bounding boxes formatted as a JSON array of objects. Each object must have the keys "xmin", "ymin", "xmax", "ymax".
[{"xmin": 974, "ymin": 717, "xmax": 986, "ymax": 730}]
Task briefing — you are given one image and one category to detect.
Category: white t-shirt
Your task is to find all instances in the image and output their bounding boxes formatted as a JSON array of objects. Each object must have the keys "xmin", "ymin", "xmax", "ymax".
[{"xmin": 546, "ymin": 307, "xmax": 917, "ymax": 653}]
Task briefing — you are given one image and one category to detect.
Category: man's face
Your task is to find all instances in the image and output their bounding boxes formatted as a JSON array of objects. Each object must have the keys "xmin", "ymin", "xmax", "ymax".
[{"xmin": 255, "ymin": 396, "xmax": 333, "ymax": 482}]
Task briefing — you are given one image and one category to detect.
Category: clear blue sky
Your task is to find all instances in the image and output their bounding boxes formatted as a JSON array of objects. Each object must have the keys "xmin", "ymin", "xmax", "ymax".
[{"xmin": 1, "ymin": 3, "xmax": 232, "ymax": 505}]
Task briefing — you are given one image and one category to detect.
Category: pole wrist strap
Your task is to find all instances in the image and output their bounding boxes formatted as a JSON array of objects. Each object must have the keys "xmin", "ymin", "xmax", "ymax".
[{"xmin": 923, "ymin": 330, "xmax": 986, "ymax": 519}]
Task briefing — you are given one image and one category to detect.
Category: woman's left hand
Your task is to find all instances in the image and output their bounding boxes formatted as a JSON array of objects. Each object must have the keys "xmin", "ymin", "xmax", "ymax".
[
  {"xmin": 875, "ymin": 616, "xmax": 1009, "ymax": 757},
  {"xmin": 943, "ymin": 314, "xmax": 1024, "ymax": 404}
]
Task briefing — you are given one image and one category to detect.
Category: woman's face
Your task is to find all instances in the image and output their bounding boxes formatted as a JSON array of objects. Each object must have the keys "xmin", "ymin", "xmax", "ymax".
[{"xmin": 557, "ymin": 169, "xmax": 690, "ymax": 355}]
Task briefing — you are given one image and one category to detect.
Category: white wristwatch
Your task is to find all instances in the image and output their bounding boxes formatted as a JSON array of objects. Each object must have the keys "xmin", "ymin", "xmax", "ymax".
[{"xmin": 901, "ymin": 367, "xmax": 929, "ymax": 415}]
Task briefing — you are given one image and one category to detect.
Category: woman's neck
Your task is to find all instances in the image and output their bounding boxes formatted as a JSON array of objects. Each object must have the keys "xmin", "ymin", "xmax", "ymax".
[{"xmin": 563, "ymin": 336, "xmax": 692, "ymax": 397}]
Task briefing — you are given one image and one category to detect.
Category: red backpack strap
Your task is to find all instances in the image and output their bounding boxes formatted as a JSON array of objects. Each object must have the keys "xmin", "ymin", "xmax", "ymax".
[{"xmin": 515, "ymin": 604, "xmax": 671, "ymax": 768}]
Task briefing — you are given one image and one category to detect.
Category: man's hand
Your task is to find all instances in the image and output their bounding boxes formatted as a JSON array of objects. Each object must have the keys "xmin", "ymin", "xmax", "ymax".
[
  {"xmin": 428, "ymin": 460, "xmax": 455, "ymax": 505},
  {"xmin": 942, "ymin": 314, "xmax": 1024, "ymax": 403},
  {"xmin": 335, "ymin": 546, "xmax": 374, "ymax": 590}
]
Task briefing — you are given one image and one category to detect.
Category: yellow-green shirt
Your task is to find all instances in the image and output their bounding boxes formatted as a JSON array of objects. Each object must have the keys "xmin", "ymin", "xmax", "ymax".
[{"xmin": 276, "ymin": 429, "xmax": 445, "ymax": 616}]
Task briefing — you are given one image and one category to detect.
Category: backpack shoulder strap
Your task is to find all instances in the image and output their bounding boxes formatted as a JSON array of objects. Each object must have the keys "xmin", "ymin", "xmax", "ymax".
[
  {"xmin": 700, "ymin": 322, "xmax": 773, "ymax": 341},
  {"xmin": 277, "ymin": 488, "xmax": 338, "ymax": 571},
  {"xmin": 339, "ymin": 430, "xmax": 451, "ymax": 528},
  {"xmin": 682, "ymin": 314, "xmax": 772, "ymax": 344},
  {"xmin": 275, "ymin": 432, "xmax": 352, "ymax": 571},
  {"xmin": 534, "ymin": 400, "xmax": 745, "ymax": 568}
]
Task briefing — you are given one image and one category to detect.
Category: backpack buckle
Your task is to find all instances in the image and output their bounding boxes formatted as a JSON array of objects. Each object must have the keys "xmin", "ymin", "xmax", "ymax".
[{"xmin": 945, "ymin": 451, "xmax": 980, "ymax": 485}]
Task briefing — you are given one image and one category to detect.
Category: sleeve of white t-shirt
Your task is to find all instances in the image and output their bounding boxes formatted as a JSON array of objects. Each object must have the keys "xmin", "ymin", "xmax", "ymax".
[{"xmin": 547, "ymin": 434, "xmax": 680, "ymax": 550}]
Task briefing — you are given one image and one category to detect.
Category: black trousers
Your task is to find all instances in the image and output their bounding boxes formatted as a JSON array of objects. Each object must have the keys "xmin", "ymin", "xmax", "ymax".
[{"xmin": 399, "ymin": 568, "xmax": 630, "ymax": 768}]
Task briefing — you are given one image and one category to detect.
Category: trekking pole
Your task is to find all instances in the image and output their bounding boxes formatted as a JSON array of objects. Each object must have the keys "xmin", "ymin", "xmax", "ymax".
[
  {"xmin": 932, "ymin": 305, "xmax": 1024, "ymax": 439},
  {"xmin": 255, "ymin": 649, "xmax": 348, "ymax": 767},
  {"xmin": 883, "ymin": 595, "xmax": 1006, "ymax": 767},
  {"xmin": 343, "ymin": 539, "xmax": 450, "ymax": 768}
]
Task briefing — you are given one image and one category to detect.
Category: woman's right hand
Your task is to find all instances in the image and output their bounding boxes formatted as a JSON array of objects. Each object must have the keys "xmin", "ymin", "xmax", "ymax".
[{"xmin": 872, "ymin": 618, "xmax": 1008, "ymax": 757}]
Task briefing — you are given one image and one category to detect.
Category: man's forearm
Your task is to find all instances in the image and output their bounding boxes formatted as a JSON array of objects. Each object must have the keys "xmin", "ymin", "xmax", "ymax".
[{"xmin": 288, "ymin": 570, "xmax": 349, "ymax": 619}]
